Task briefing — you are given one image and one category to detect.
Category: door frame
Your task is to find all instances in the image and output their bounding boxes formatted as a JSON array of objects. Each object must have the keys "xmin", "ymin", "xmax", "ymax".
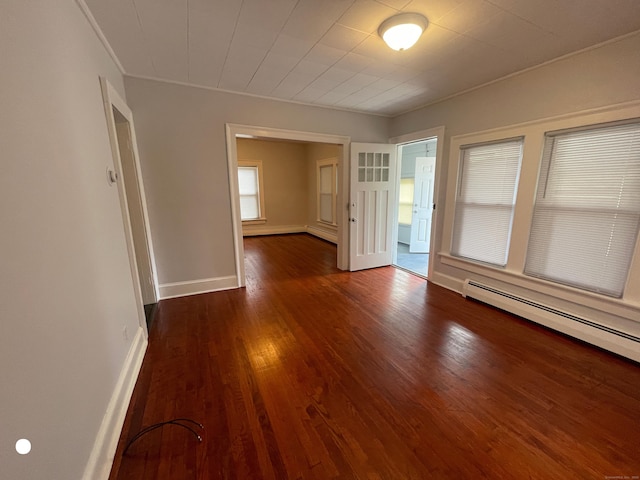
[
  {"xmin": 349, "ymin": 142, "xmax": 398, "ymax": 271},
  {"xmin": 225, "ymin": 124, "xmax": 350, "ymax": 287},
  {"xmin": 100, "ymin": 77, "xmax": 159, "ymax": 334},
  {"xmin": 389, "ymin": 126, "xmax": 446, "ymax": 279},
  {"xmin": 409, "ymin": 156, "xmax": 436, "ymax": 253}
]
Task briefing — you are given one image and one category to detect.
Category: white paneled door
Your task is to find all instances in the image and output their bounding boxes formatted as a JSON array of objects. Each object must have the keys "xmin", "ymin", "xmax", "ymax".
[
  {"xmin": 409, "ymin": 157, "xmax": 435, "ymax": 253},
  {"xmin": 349, "ymin": 143, "xmax": 398, "ymax": 271}
]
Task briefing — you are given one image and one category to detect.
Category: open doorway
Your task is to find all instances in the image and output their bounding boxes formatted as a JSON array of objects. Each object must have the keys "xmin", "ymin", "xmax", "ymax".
[
  {"xmin": 393, "ymin": 138, "xmax": 437, "ymax": 278},
  {"xmin": 226, "ymin": 125, "xmax": 350, "ymax": 287},
  {"xmin": 100, "ymin": 78, "xmax": 159, "ymax": 332}
]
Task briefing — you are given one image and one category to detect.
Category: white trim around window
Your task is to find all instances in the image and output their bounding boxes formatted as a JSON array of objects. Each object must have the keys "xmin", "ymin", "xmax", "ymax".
[
  {"xmin": 238, "ymin": 160, "xmax": 266, "ymax": 224},
  {"xmin": 440, "ymin": 100, "xmax": 640, "ymax": 314},
  {"xmin": 524, "ymin": 120, "xmax": 640, "ymax": 298},
  {"xmin": 317, "ymin": 157, "xmax": 338, "ymax": 227},
  {"xmin": 451, "ymin": 137, "xmax": 523, "ymax": 267}
]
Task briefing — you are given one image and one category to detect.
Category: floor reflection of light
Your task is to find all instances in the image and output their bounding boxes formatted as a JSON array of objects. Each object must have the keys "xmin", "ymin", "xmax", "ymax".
[
  {"xmin": 443, "ymin": 323, "xmax": 478, "ymax": 364},
  {"xmin": 250, "ymin": 338, "xmax": 282, "ymax": 372}
]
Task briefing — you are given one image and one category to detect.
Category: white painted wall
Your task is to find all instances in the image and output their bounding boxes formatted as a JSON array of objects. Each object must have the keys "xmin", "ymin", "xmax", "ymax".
[
  {"xmin": 124, "ymin": 76, "xmax": 390, "ymax": 290},
  {"xmin": 0, "ymin": 1, "xmax": 143, "ymax": 479},
  {"xmin": 390, "ymin": 33, "xmax": 640, "ymax": 334}
]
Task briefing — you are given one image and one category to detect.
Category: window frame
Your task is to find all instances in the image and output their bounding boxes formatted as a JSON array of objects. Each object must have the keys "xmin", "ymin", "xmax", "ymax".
[
  {"xmin": 439, "ymin": 103, "xmax": 640, "ymax": 318},
  {"xmin": 397, "ymin": 177, "xmax": 415, "ymax": 226},
  {"xmin": 238, "ymin": 160, "xmax": 266, "ymax": 224},
  {"xmin": 523, "ymin": 119, "xmax": 640, "ymax": 298},
  {"xmin": 316, "ymin": 157, "xmax": 338, "ymax": 227},
  {"xmin": 450, "ymin": 137, "xmax": 524, "ymax": 267}
]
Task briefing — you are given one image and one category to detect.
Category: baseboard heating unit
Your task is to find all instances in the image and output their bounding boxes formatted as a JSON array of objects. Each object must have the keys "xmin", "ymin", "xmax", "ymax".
[{"xmin": 461, "ymin": 279, "xmax": 640, "ymax": 362}]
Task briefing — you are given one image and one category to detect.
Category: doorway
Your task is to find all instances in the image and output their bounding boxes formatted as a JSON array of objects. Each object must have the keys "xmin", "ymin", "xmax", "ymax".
[
  {"xmin": 393, "ymin": 138, "xmax": 437, "ymax": 278},
  {"xmin": 226, "ymin": 125, "xmax": 350, "ymax": 287},
  {"xmin": 100, "ymin": 78, "xmax": 159, "ymax": 332}
]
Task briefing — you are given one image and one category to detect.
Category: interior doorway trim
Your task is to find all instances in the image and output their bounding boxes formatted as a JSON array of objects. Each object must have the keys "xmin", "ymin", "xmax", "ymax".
[
  {"xmin": 100, "ymin": 77, "xmax": 159, "ymax": 333},
  {"xmin": 389, "ymin": 126, "xmax": 446, "ymax": 280},
  {"xmin": 225, "ymin": 124, "xmax": 350, "ymax": 287}
]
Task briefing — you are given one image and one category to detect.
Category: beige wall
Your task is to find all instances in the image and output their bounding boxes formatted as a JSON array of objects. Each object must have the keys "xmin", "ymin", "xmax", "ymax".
[
  {"xmin": 237, "ymin": 139, "xmax": 308, "ymax": 233},
  {"xmin": 390, "ymin": 32, "xmax": 640, "ymax": 334},
  {"xmin": 1, "ymin": 1, "xmax": 141, "ymax": 479},
  {"xmin": 124, "ymin": 76, "xmax": 389, "ymax": 288},
  {"xmin": 236, "ymin": 139, "xmax": 340, "ymax": 239}
]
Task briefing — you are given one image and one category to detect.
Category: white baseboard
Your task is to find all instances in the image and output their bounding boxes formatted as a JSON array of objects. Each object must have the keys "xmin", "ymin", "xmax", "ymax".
[
  {"xmin": 429, "ymin": 271, "xmax": 464, "ymax": 293},
  {"xmin": 83, "ymin": 327, "xmax": 147, "ymax": 480},
  {"xmin": 159, "ymin": 275, "xmax": 238, "ymax": 299},
  {"xmin": 307, "ymin": 225, "xmax": 338, "ymax": 244},
  {"xmin": 242, "ymin": 224, "xmax": 307, "ymax": 236}
]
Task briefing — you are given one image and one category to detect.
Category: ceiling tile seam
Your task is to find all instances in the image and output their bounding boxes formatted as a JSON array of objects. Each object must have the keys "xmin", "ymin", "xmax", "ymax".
[
  {"xmin": 262, "ymin": 0, "xmax": 393, "ymax": 98},
  {"xmin": 454, "ymin": 30, "xmax": 523, "ymax": 57},
  {"xmin": 124, "ymin": 73, "xmax": 393, "ymax": 117},
  {"xmin": 484, "ymin": 0, "xmax": 558, "ymax": 37},
  {"xmin": 245, "ymin": 0, "xmax": 302, "ymax": 90},
  {"xmin": 375, "ymin": 0, "xmax": 411, "ymax": 12},
  {"xmin": 131, "ymin": 0, "xmax": 158, "ymax": 76},
  {"xmin": 334, "ymin": 22, "xmax": 379, "ymax": 37},
  {"xmin": 302, "ymin": 33, "xmax": 427, "ymax": 107},
  {"xmin": 267, "ymin": 19, "xmax": 379, "ymax": 100},
  {"xmin": 320, "ymin": 70, "xmax": 390, "ymax": 110},
  {"xmin": 390, "ymin": 28, "xmax": 640, "ymax": 119},
  {"xmin": 422, "ymin": 21, "xmax": 515, "ymax": 60},
  {"xmin": 216, "ymin": 0, "xmax": 245, "ymax": 89},
  {"xmin": 265, "ymin": 40, "xmax": 346, "ymax": 98},
  {"xmin": 291, "ymin": 61, "xmax": 357, "ymax": 103},
  {"xmin": 263, "ymin": 5, "xmax": 357, "ymax": 97},
  {"xmin": 336, "ymin": 0, "xmax": 403, "ymax": 36}
]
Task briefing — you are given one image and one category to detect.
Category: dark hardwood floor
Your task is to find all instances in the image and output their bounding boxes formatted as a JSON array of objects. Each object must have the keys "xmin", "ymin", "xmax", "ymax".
[{"xmin": 109, "ymin": 233, "xmax": 640, "ymax": 479}]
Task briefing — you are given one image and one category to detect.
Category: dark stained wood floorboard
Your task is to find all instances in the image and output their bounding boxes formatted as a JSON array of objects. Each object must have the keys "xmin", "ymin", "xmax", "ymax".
[{"xmin": 109, "ymin": 233, "xmax": 640, "ymax": 479}]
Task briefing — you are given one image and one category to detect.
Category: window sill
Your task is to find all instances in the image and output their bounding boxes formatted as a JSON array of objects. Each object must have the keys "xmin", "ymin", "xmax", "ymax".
[
  {"xmin": 317, "ymin": 220, "xmax": 338, "ymax": 229},
  {"xmin": 242, "ymin": 218, "xmax": 267, "ymax": 225},
  {"xmin": 438, "ymin": 252, "xmax": 640, "ymax": 315}
]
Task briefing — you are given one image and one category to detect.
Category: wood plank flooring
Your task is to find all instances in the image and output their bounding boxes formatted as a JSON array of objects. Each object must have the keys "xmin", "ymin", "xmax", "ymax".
[{"xmin": 109, "ymin": 233, "xmax": 640, "ymax": 479}]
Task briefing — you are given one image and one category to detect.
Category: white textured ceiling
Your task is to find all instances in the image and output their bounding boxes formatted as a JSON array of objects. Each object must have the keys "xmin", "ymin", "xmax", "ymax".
[{"xmin": 84, "ymin": 0, "xmax": 640, "ymax": 116}]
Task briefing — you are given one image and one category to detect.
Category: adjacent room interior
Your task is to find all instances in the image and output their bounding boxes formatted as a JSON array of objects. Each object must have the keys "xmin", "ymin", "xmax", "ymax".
[{"xmin": 2, "ymin": 1, "xmax": 639, "ymax": 479}]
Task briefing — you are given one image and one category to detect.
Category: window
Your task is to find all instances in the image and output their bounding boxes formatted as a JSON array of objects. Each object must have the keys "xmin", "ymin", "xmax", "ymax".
[
  {"xmin": 357, "ymin": 152, "xmax": 389, "ymax": 182},
  {"xmin": 317, "ymin": 158, "xmax": 337, "ymax": 225},
  {"xmin": 525, "ymin": 121, "xmax": 640, "ymax": 297},
  {"xmin": 238, "ymin": 160, "xmax": 265, "ymax": 222},
  {"xmin": 398, "ymin": 178, "xmax": 414, "ymax": 225},
  {"xmin": 451, "ymin": 138, "xmax": 523, "ymax": 266}
]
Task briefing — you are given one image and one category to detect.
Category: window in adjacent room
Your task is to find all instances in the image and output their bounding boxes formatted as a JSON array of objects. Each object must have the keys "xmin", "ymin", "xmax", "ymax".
[
  {"xmin": 525, "ymin": 120, "xmax": 640, "ymax": 297},
  {"xmin": 317, "ymin": 158, "xmax": 337, "ymax": 225},
  {"xmin": 398, "ymin": 178, "xmax": 415, "ymax": 225},
  {"xmin": 238, "ymin": 160, "xmax": 265, "ymax": 222},
  {"xmin": 451, "ymin": 138, "xmax": 523, "ymax": 266}
]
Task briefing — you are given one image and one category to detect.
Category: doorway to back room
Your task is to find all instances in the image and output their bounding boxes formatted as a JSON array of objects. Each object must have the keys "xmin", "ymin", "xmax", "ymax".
[{"xmin": 393, "ymin": 138, "xmax": 437, "ymax": 277}]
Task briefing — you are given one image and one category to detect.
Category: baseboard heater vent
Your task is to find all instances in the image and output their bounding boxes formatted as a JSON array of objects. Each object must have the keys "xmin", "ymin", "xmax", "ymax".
[{"xmin": 462, "ymin": 279, "xmax": 640, "ymax": 360}]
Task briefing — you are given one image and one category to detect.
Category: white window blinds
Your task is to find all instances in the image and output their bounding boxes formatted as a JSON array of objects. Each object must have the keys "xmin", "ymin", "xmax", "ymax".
[
  {"xmin": 525, "ymin": 121, "xmax": 640, "ymax": 297},
  {"xmin": 238, "ymin": 166, "xmax": 260, "ymax": 220},
  {"xmin": 451, "ymin": 138, "xmax": 523, "ymax": 266},
  {"xmin": 319, "ymin": 164, "xmax": 334, "ymax": 223}
]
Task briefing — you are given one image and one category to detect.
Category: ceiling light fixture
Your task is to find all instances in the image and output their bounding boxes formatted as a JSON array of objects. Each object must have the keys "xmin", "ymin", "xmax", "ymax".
[{"xmin": 378, "ymin": 12, "xmax": 428, "ymax": 51}]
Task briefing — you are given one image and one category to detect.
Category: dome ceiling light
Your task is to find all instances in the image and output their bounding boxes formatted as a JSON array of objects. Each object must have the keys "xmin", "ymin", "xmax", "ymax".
[{"xmin": 378, "ymin": 12, "xmax": 428, "ymax": 51}]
